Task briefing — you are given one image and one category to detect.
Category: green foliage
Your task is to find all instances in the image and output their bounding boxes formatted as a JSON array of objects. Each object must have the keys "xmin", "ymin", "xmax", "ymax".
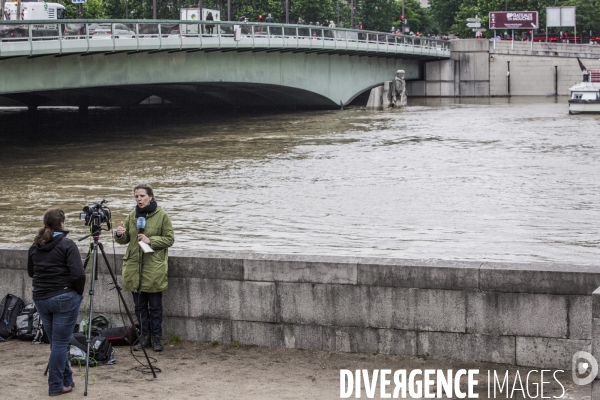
[
  {"xmin": 290, "ymin": 0, "xmax": 335, "ymax": 25},
  {"xmin": 64, "ymin": 0, "xmax": 105, "ymax": 19},
  {"xmin": 355, "ymin": 0, "xmax": 430, "ymax": 33},
  {"xmin": 211, "ymin": 339, "xmax": 220, "ymax": 346},
  {"xmin": 231, "ymin": 340, "xmax": 239, "ymax": 348},
  {"xmin": 429, "ymin": 0, "xmax": 461, "ymax": 34},
  {"xmin": 168, "ymin": 334, "xmax": 183, "ymax": 345}
]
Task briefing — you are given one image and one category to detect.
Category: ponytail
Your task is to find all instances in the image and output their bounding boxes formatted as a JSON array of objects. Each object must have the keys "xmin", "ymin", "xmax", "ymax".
[{"xmin": 34, "ymin": 208, "xmax": 65, "ymax": 246}]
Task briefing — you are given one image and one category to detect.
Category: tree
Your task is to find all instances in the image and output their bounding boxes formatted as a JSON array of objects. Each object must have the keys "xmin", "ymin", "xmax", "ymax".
[{"xmin": 429, "ymin": 0, "xmax": 461, "ymax": 34}]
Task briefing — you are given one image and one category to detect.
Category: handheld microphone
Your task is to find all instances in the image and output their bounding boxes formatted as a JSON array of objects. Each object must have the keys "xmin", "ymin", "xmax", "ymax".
[{"xmin": 137, "ymin": 217, "xmax": 146, "ymax": 234}]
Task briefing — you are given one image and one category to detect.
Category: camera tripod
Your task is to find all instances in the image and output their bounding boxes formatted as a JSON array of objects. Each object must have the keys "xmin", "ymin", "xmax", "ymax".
[{"xmin": 79, "ymin": 227, "xmax": 157, "ymax": 395}]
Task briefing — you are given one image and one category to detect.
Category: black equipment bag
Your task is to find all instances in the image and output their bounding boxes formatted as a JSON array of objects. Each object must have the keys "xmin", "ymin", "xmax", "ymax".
[
  {"xmin": 93, "ymin": 325, "xmax": 138, "ymax": 346},
  {"xmin": 16, "ymin": 303, "xmax": 49, "ymax": 343},
  {"xmin": 69, "ymin": 333, "xmax": 115, "ymax": 367},
  {"xmin": 0, "ymin": 294, "xmax": 25, "ymax": 339}
]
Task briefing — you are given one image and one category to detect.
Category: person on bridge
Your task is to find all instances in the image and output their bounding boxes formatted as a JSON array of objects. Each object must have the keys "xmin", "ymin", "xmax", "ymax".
[
  {"xmin": 115, "ymin": 184, "xmax": 174, "ymax": 353},
  {"xmin": 206, "ymin": 12, "xmax": 214, "ymax": 35},
  {"xmin": 297, "ymin": 17, "xmax": 305, "ymax": 25},
  {"xmin": 265, "ymin": 13, "xmax": 274, "ymax": 23}
]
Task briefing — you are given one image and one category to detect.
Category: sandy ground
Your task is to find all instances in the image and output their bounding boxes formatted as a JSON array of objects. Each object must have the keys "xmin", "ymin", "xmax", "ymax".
[{"xmin": 0, "ymin": 339, "xmax": 592, "ymax": 399}]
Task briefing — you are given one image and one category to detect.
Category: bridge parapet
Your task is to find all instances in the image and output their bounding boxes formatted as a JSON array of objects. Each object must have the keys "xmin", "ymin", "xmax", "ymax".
[
  {"xmin": 0, "ymin": 20, "xmax": 450, "ymax": 59},
  {"xmin": 490, "ymin": 40, "xmax": 600, "ymax": 59}
]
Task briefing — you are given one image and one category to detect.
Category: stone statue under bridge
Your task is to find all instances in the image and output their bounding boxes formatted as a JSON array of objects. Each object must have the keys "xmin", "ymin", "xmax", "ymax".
[{"xmin": 366, "ymin": 70, "xmax": 408, "ymax": 110}]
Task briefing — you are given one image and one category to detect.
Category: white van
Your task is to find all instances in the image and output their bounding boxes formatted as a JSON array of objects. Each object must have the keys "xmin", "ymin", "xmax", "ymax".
[{"xmin": 2, "ymin": 1, "xmax": 66, "ymax": 37}]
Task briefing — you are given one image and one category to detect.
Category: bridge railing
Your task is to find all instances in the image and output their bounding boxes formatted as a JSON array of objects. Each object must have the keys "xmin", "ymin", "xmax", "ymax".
[{"xmin": 0, "ymin": 20, "xmax": 450, "ymax": 58}]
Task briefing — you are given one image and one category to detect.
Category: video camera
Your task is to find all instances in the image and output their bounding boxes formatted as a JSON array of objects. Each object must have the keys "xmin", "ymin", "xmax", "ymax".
[{"xmin": 80, "ymin": 199, "xmax": 112, "ymax": 230}]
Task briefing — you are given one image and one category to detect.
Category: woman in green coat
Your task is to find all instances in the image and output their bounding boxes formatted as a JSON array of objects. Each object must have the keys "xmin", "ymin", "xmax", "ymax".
[{"xmin": 115, "ymin": 184, "xmax": 174, "ymax": 352}]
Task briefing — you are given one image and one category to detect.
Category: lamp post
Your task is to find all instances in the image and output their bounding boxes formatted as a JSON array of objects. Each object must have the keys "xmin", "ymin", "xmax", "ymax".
[
  {"xmin": 125, "ymin": 0, "xmax": 128, "ymax": 19},
  {"xmin": 153, "ymin": 0, "xmax": 156, "ymax": 19},
  {"xmin": 198, "ymin": 0, "xmax": 203, "ymax": 20},
  {"xmin": 286, "ymin": 0, "xmax": 289, "ymax": 24}
]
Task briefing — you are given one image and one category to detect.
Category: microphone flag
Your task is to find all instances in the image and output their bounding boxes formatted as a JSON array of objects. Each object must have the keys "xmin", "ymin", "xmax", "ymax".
[{"xmin": 137, "ymin": 217, "xmax": 146, "ymax": 233}]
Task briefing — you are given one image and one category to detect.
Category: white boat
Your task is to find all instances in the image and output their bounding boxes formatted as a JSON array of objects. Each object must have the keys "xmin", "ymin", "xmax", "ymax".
[{"xmin": 568, "ymin": 60, "xmax": 600, "ymax": 115}]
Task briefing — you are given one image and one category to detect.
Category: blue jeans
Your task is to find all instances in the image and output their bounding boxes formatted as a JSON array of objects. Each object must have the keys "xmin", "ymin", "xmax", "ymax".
[
  {"xmin": 35, "ymin": 291, "xmax": 83, "ymax": 395},
  {"xmin": 132, "ymin": 291, "xmax": 163, "ymax": 337}
]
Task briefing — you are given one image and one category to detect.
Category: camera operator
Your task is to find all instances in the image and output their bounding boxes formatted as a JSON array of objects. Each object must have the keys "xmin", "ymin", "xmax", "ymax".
[
  {"xmin": 115, "ymin": 184, "xmax": 174, "ymax": 352},
  {"xmin": 28, "ymin": 208, "xmax": 85, "ymax": 396}
]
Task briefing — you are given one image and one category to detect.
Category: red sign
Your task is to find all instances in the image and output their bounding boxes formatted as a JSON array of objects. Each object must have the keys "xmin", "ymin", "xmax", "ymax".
[{"xmin": 489, "ymin": 11, "xmax": 539, "ymax": 29}]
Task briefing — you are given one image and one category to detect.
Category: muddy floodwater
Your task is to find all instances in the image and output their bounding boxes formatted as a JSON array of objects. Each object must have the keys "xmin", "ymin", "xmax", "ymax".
[{"xmin": 0, "ymin": 97, "xmax": 598, "ymax": 264}]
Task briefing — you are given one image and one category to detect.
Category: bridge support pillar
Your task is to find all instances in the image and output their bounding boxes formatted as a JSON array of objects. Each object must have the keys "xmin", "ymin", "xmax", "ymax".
[
  {"xmin": 27, "ymin": 105, "xmax": 38, "ymax": 112},
  {"xmin": 79, "ymin": 105, "xmax": 89, "ymax": 114}
]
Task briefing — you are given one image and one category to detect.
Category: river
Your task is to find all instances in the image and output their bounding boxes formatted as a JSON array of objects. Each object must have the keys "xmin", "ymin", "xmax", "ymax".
[{"xmin": 0, "ymin": 96, "xmax": 598, "ymax": 264}]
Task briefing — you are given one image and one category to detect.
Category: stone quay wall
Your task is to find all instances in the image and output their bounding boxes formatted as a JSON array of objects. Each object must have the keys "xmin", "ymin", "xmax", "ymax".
[
  {"xmin": 407, "ymin": 39, "xmax": 600, "ymax": 97},
  {"xmin": 2, "ymin": 244, "xmax": 599, "ymax": 370}
]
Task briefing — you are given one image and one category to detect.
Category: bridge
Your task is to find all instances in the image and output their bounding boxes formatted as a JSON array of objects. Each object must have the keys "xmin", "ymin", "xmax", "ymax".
[{"xmin": 0, "ymin": 20, "xmax": 450, "ymax": 109}]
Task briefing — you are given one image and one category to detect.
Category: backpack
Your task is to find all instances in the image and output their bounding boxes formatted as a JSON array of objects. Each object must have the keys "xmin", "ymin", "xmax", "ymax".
[
  {"xmin": 0, "ymin": 294, "xmax": 25, "ymax": 339},
  {"xmin": 69, "ymin": 333, "xmax": 115, "ymax": 367},
  {"xmin": 93, "ymin": 325, "xmax": 138, "ymax": 346},
  {"xmin": 16, "ymin": 303, "xmax": 49, "ymax": 343}
]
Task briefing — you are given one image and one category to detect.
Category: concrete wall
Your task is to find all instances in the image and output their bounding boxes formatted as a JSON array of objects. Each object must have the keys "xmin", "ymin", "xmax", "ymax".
[
  {"xmin": 2, "ymin": 244, "xmax": 599, "ymax": 370},
  {"xmin": 409, "ymin": 39, "xmax": 490, "ymax": 97},
  {"xmin": 489, "ymin": 54, "xmax": 600, "ymax": 96},
  {"xmin": 414, "ymin": 40, "xmax": 600, "ymax": 97}
]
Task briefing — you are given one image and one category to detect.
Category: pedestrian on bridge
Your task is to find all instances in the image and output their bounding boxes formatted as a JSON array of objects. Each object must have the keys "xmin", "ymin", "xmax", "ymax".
[
  {"xmin": 206, "ymin": 12, "xmax": 214, "ymax": 35},
  {"xmin": 265, "ymin": 13, "xmax": 274, "ymax": 23}
]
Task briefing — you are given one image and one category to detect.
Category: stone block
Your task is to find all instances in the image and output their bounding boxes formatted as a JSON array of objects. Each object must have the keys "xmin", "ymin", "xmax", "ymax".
[
  {"xmin": 323, "ymin": 326, "xmax": 417, "ymax": 355},
  {"xmin": 440, "ymin": 60, "xmax": 454, "ymax": 81},
  {"xmin": 481, "ymin": 262, "xmax": 600, "ymax": 295},
  {"xmin": 516, "ymin": 337, "xmax": 590, "ymax": 369},
  {"xmin": 440, "ymin": 82, "xmax": 454, "ymax": 96},
  {"xmin": 366, "ymin": 85, "xmax": 383, "ymax": 110},
  {"xmin": 451, "ymin": 39, "xmax": 490, "ymax": 53},
  {"xmin": 284, "ymin": 324, "xmax": 323, "ymax": 351},
  {"xmin": 232, "ymin": 321, "xmax": 284, "ymax": 347},
  {"xmin": 165, "ymin": 317, "xmax": 232, "ymax": 343},
  {"xmin": 418, "ymin": 332, "xmax": 515, "ymax": 364},
  {"xmin": 188, "ymin": 279, "xmax": 277, "ymax": 322},
  {"xmin": 366, "ymin": 286, "xmax": 465, "ymax": 332},
  {"xmin": 0, "ymin": 246, "xmax": 29, "ymax": 271},
  {"xmin": 0, "ymin": 268, "xmax": 26, "ymax": 302},
  {"xmin": 357, "ymin": 258, "xmax": 480, "ymax": 290},
  {"xmin": 425, "ymin": 82, "xmax": 441, "ymax": 96},
  {"xmin": 408, "ymin": 81, "xmax": 425, "ymax": 96},
  {"xmin": 244, "ymin": 253, "xmax": 358, "ymax": 285},
  {"xmin": 168, "ymin": 250, "xmax": 245, "ymax": 280},
  {"xmin": 278, "ymin": 283, "xmax": 368, "ymax": 327},
  {"xmin": 425, "ymin": 61, "xmax": 441, "ymax": 81},
  {"xmin": 467, "ymin": 292, "xmax": 567, "ymax": 338},
  {"xmin": 91, "ymin": 247, "xmax": 124, "ymax": 275},
  {"xmin": 568, "ymin": 296, "xmax": 592, "ymax": 340},
  {"xmin": 162, "ymin": 277, "xmax": 190, "ymax": 317}
]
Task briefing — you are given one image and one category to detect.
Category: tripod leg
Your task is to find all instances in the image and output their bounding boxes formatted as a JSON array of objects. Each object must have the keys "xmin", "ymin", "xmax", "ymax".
[
  {"xmin": 44, "ymin": 363, "xmax": 49, "ymax": 376},
  {"xmin": 83, "ymin": 241, "xmax": 99, "ymax": 396},
  {"xmin": 98, "ymin": 243, "xmax": 157, "ymax": 379}
]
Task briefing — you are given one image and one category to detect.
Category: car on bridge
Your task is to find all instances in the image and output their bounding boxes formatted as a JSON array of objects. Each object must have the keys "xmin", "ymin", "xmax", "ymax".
[{"xmin": 89, "ymin": 23, "xmax": 135, "ymax": 39}]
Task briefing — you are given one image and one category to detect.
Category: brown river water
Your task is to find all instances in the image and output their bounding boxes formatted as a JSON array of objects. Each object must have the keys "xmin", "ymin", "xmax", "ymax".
[{"xmin": 0, "ymin": 97, "xmax": 598, "ymax": 264}]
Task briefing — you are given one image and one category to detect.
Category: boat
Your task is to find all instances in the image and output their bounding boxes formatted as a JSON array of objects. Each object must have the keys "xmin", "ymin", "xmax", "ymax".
[{"xmin": 568, "ymin": 59, "xmax": 600, "ymax": 114}]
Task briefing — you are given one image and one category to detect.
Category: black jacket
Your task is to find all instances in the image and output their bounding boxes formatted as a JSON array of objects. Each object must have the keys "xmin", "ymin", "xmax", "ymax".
[{"xmin": 27, "ymin": 232, "xmax": 86, "ymax": 300}]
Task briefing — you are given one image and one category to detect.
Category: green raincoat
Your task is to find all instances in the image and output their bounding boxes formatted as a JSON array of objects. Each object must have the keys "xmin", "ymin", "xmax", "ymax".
[{"xmin": 115, "ymin": 206, "xmax": 174, "ymax": 293}]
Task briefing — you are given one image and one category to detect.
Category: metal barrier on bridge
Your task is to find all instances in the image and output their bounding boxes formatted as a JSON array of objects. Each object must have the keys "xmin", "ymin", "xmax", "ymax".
[{"xmin": 0, "ymin": 20, "xmax": 450, "ymax": 59}]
